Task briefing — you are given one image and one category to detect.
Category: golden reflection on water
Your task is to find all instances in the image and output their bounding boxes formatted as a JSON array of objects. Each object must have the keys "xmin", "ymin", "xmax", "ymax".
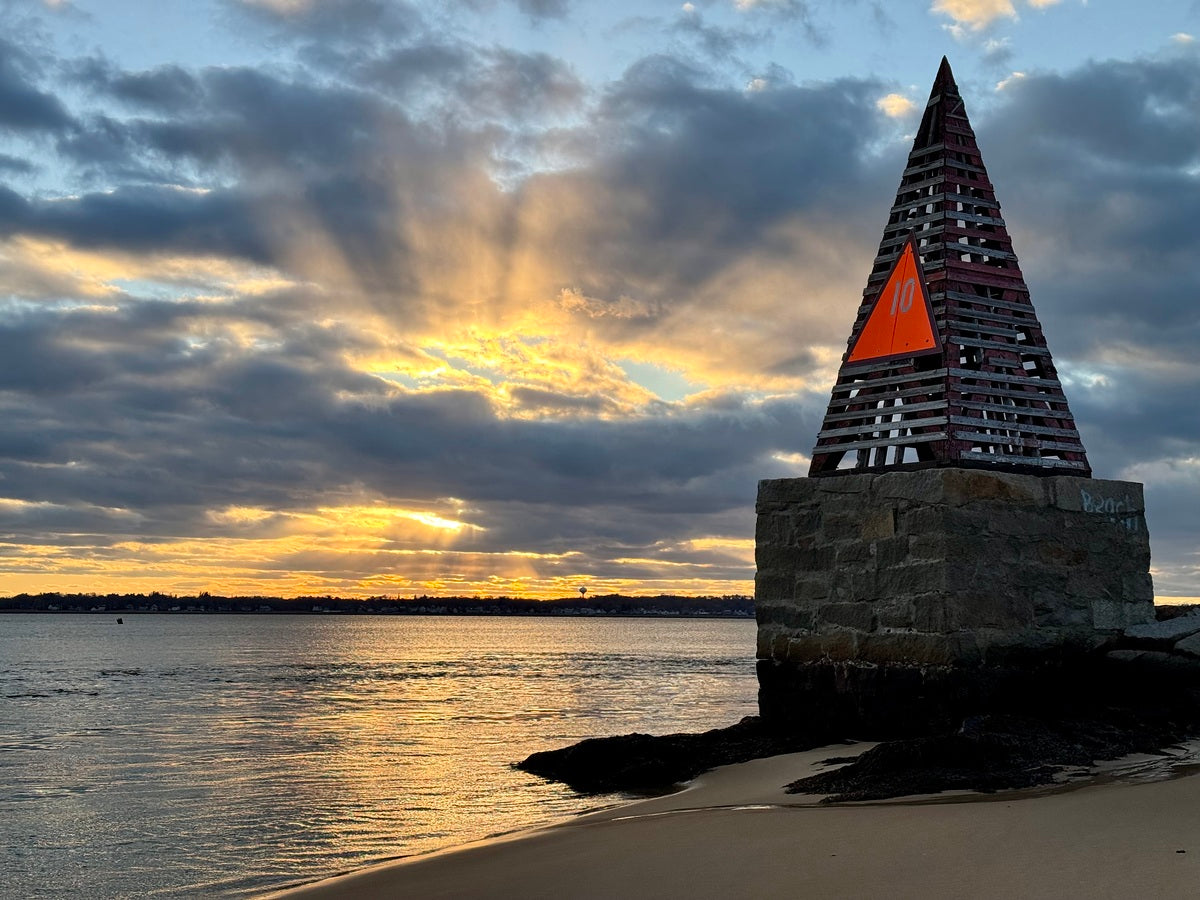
[{"xmin": 1, "ymin": 614, "xmax": 757, "ymax": 897}]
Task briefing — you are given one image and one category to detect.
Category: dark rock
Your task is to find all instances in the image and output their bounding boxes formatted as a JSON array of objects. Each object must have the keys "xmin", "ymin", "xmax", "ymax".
[
  {"xmin": 1104, "ymin": 649, "xmax": 1200, "ymax": 676},
  {"xmin": 517, "ymin": 716, "xmax": 828, "ymax": 795},
  {"xmin": 1123, "ymin": 615, "xmax": 1200, "ymax": 646},
  {"xmin": 781, "ymin": 658, "xmax": 1200, "ymax": 802},
  {"xmin": 1174, "ymin": 633, "xmax": 1200, "ymax": 659},
  {"xmin": 523, "ymin": 656, "xmax": 1200, "ymax": 799}
]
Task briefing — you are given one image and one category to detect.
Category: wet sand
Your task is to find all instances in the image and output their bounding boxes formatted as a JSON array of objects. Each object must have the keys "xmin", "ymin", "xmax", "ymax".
[{"xmin": 263, "ymin": 743, "xmax": 1200, "ymax": 899}]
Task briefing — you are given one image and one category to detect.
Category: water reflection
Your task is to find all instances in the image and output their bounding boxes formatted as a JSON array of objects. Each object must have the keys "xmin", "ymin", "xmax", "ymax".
[{"xmin": 0, "ymin": 614, "xmax": 757, "ymax": 898}]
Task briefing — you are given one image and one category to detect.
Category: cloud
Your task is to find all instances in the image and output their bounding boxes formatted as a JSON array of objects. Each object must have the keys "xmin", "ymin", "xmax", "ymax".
[
  {"xmin": 932, "ymin": 0, "xmax": 1070, "ymax": 37},
  {"xmin": 559, "ymin": 288, "xmax": 659, "ymax": 321},
  {"xmin": 0, "ymin": 276, "xmax": 814, "ymax": 594},
  {"xmin": 463, "ymin": 48, "xmax": 585, "ymax": 118},
  {"xmin": 0, "ymin": 24, "xmax": 887, "ymax": 602},
  {"xmin": 69, "ymin": 58, "xmax": 202, "ymax": 110},
  {"xmin": 673, "ymin": 10, "xmax": 762, "ymax": 61},
  {"xmin": 0, "ymin": 8, "xmax": 1196, "ymax": 599},
  {"xmin": 0, "ymin": 37, "xmax": 75, "ymax": 132},
  {"xmin": 968, "ymin": 54, "xmax": 1200, "ymax": 595},
  {"xmin": 0, "ymin": 153, "xmax": 36, "ymax": 174},
  {"xmin": 0, "ymin": 185, "xmax": 277, "ymax": 263},
  {"xmin": 875, "ymin": 92, "xmax": 915, "ymax": 117},
  {"xmin": 232, "ymin": 0, "xmax": 419, "ymax": 40},
  {"xmin": 514, "ymin": 0, "xmax": 570, "ymax": 18},
  {"xmin": 931, "ymin": 0, "xmax": 1016, "ymax": 33},
  {"xmin": 732, "ymin": 0, "xmax": 811, "ymax": 18},
  {"xmin": 995, "ymin": 70, "xmax": 1025, "ymax": 90},
  {"xmin": 982, "ymin": 37, "xmax": 1013, "ymax": 66}
]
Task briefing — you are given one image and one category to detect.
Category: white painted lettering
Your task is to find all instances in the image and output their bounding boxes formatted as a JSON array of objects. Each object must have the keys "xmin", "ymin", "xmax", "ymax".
[{"xmin": 1078, "ymin": 489, "xmax": 1140, "ymax": 533}]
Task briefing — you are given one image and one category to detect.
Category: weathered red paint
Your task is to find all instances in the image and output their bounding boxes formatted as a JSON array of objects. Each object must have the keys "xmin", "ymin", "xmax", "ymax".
[{"xmin": 809, "ymin": 57, "xmax": 1091, "ymax": 477}]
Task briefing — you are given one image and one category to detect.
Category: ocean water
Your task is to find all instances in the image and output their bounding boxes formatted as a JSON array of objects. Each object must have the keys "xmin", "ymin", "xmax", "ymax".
[{"xmin": 0, "ymin": 613, "xmax": 758, "ymax": 898}]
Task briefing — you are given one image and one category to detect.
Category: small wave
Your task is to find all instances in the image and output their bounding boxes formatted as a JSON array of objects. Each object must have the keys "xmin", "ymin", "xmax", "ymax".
[
  {"xmin": 4, "ymin": 688, "xmax": 100, "ymax": 699},
  {"xmin": 4, "ymin": 784, "xmax": 92, "ymax": 802}
]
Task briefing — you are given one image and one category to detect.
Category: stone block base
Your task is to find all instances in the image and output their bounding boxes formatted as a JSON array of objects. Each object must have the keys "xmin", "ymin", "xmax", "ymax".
[{"xmin": 755, "ymin": 467, "xmax": 1155, "ymax": 733}]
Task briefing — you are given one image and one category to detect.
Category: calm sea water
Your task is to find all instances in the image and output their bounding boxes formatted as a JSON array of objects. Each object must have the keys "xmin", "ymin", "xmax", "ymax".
[{"xmin": 0, "ymin": 614, "xmax": 758, "ymax": 898}]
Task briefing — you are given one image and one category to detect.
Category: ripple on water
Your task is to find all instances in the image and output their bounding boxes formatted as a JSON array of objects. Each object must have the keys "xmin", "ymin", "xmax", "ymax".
[{"xmin": 0, "ymin": 614, "xmax": 757, "ymax": 899}]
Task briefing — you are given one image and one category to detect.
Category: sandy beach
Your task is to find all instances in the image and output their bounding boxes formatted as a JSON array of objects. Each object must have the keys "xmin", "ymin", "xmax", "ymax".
[{"xmin": 264, "ymin": 744, "xmax": 1200, "ymax": 899}]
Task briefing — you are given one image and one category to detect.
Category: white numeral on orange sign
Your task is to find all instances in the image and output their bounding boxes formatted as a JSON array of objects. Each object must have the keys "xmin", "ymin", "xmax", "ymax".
[{"xmin": 890, "ymin": 277, "xmax": 916, "ymax": 316}]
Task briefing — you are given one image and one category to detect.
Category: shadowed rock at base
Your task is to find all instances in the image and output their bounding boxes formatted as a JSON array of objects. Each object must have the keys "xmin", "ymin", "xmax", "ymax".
[
  {"xmin": 518, "ymin": 650, "xmax": 1200, "ymax": 801},
  {"xmin": 517, "ymin": 717, "xmax": 828, "ymax": 795}
]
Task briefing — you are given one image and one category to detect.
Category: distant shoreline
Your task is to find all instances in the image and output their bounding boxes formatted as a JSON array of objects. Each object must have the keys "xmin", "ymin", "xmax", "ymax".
[{"xmin": 0, "ymin": 592, "xmax": 755, "ymax": 619}]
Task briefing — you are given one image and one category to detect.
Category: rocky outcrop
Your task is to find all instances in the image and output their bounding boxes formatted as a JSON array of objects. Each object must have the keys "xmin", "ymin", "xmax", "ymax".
[
  {"xmin": 520, "ymin": 649, "xmax": 1200, "ymax": 799},
  {"xmin": 1122, "ymin": 614, "xmax": 1200, "ymax": 647},
  {"xmin": 517, "ymin": 717, "xmax": 824, "ymax": 794},
  {"xmin": 1105, "ymin": 611, "xmax": 1200, "ymax": 671}
]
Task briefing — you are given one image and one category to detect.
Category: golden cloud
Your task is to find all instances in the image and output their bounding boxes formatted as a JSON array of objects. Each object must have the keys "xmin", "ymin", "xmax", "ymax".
[
  {"xmin": 932, "ymin": 0, "xmax": 1016, "ymax": 32},
  {"xmin": 876, "ymin": 93, "xmax": 916, "ymax": 118}
]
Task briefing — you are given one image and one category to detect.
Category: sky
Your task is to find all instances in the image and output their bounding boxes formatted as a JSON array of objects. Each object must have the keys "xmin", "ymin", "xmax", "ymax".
[{"xmin": 0, "ymin": 0, "xmax": 1198, "ymax": 600}]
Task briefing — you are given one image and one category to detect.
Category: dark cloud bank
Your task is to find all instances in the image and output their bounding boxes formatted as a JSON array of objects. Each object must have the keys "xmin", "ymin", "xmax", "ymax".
[{"xmin": 0, "ymin": 8, "xmax": 1196, "ymax": 595}]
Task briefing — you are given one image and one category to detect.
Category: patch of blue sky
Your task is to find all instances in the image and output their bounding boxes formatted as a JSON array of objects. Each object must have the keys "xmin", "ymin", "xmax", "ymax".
[
  {"xmin": 372, "ymin": 371, "xmax": 423, "ymax": 390},
  {"xmin": 0, "ymin": 296, "xmax": 111, "ymax": 315},
  {"xmin": 107, "ymin": 278, "xmax": 206, "ymax": 301},
  {"xmin": 617, "ymin": 358, "xmax": 705, "ymax": 402},
  {"xmin": 38, "ymin": 1, "xmax": 1200, "ymax": 107},
  {"xmin": 1057, "ymin": 362, "xmax": 1114, "ymax": 394},
  {"xmin": 988, "ymin": 2, "xmax": 1198, "ymax": 74},
  {"xmin": 45, "ymin": 0, "xmax": 272, "ymax": 74}
]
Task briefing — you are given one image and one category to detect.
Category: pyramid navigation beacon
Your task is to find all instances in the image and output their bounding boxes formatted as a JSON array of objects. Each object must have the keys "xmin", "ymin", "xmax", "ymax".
[{"xmin": 808, "ymin": 57, "xmax": 1091, "ymax": 478}]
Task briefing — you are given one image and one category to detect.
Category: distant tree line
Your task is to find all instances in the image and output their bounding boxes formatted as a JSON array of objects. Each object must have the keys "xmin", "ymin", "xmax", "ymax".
[{"xmin": 0, "ymin": 591, "xmax": 755, "ymax": 618}]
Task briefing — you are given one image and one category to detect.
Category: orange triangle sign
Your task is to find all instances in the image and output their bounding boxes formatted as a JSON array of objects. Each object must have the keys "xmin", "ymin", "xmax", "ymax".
[{"xmin": 846, "ymin": 235, "xmax": 939, "ymax": 365}]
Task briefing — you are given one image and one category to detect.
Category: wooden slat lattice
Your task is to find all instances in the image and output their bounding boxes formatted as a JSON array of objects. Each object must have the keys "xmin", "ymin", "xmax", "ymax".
[{"xmin": 809, "ymin": 57, "xmax": 1091, "ymax": 477}]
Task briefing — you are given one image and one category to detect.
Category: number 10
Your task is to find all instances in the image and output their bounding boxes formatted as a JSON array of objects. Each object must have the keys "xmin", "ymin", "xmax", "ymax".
[{"xmin": 890, "ymin": 277, "xmax": 916, "ymax": 316}]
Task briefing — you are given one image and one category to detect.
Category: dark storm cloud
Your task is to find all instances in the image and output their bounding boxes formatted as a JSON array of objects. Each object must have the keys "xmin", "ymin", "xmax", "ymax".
[
  {"xmin": 58, "ymin": 55, "xmax": 435, "ymax": 178},
  {"xmin": 356, "ymin": 44, "xmax": 469, "ymax": 98},
  {"xmin": 17, "ymin": 58, "xmax": 498, "ymax": 294},
  {"xmin": 1072, "ymin": 372, "xmax": 1200, "ymax": 473},
  {"xmin": 0, "ymin": 37, "xmax": 880, "ymax": 563},
  {"xmin": 0, "ymin": 153, "xmax": 36, "ymax": 174},
  {"xmin": 136, "ymin": 67, "xmax": 392, "ymax": 171},
  {"xmin": 672, "ymin": 11, "xmax": 763, "ymax": 63},
  {"xmin": 4, "ymin": 45, "xmax": 892, "ymax": 334},
  {"xmin": 596, "ymin": 58, "xmax": 885, "ymax": 230},
  {"xmin": 977, "ymin": 56, "xmax": 1200, "ymax": 372},
  {"xmin": 994, "ymin": 58, "xmax": 1200, "ymax": 168},
  {"xmin": 0, "ymin": 291, "xmax": 811, "ymax": 559},
  {"xmin": 69, "ymin": 58, "xmax": 202, "ymax": 110},
  {"xmin": 968, "ymin": 54, "xmax": 1200, "ymax": 589},
  {"xmin": 533, "ymin": 58, "xmax": 892, "ymax": 316},
  {"xmin": 0, "ymin": 184, "xmax": 275, "ymax": 262},
  {"xmin": 1, "ymin": 16, "xmax": 1196, "ymax": 593},
  {"xmin": 0, "ymin": 37, "xmax": 74, "ymax": 132},
  {"xmin": 0, "ymin": 186, "xmax": 27, "ymax": 223},
  {"xmin": 0, "ymin": 314, "xmax": 116, "ymax": 393},
  {"xmin": 763, "ymin": 350, "xmax": 821, "ymax": 377},
  {"xmin": 508, "ymin": 386, "xmax": 613, "ymax": 414},
  {"xmin": 463, "ymin": 49, "xmax": 584, "ymax": 118}
]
